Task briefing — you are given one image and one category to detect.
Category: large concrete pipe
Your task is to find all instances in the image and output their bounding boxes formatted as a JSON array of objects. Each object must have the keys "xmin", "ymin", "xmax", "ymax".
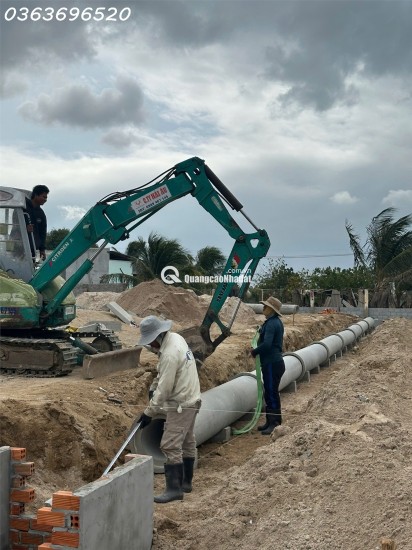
[
  {"xmin": 249, "ymin": 303, "xmax": 299, "ymax": 315},
  {"xmin": 131, "ymin": 317, "xmax": 375, "ymax": 472}
]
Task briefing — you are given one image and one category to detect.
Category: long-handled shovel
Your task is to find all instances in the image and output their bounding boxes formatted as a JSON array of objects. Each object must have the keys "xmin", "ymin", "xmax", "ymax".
[{"xmin": 103, "ymin": 419, "xmax": 142, "ymax": 476}]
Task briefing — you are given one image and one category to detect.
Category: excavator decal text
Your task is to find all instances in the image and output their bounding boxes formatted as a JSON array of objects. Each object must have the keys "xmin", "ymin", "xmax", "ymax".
[
  {"xmin": 131, "ymin": 185, "xmax": 171, "ymax": 215},
  {"xmin": 51, "ymin": 241, "xmax": 70, "ymax": 263}
]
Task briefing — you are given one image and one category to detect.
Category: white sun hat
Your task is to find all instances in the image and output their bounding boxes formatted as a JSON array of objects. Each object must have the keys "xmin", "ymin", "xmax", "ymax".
[{"xmin": 138, "ymin": 315, "xmax": 172, "ymax": 345}]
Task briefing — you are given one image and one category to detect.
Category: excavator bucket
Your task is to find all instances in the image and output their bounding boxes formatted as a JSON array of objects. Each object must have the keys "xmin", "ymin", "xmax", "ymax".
[{"xmin": 178, "ymin": 326, "xmax": 214, "ymax": 366}]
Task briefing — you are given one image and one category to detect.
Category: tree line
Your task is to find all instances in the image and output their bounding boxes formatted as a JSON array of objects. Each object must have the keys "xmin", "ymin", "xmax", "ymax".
[{"xmin": 46, "ymin": 208, "xmax": 412, "ymax": 307}]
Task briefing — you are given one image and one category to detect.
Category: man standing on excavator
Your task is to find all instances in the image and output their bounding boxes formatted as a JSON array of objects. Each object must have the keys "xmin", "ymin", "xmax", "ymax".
[
  {"xmin": 137, "ymin": 316, "xmax": 201, "ymax": 503},
  {"xmin": 24, "ymin": 185, "xmax": 49, "ymax": 261}
]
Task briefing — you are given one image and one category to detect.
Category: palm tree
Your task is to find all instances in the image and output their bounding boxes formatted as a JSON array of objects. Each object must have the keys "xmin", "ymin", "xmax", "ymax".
[
  {"xmin": 345, "ymin": 208, "xmax": 412, "ymax": 306},
  {"xmin": 195, "ymin": 246, "xmax": 226, "ymax": 275},
  {"xmin": 126, "ymin": 232, "xmax": 193, "ymax": 283}
]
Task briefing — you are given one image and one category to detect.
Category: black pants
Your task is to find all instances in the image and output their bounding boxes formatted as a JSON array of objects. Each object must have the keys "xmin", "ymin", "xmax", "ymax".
[{"xmin": 261, "ymin": 359, "xmax": 285, "ymax": 410}]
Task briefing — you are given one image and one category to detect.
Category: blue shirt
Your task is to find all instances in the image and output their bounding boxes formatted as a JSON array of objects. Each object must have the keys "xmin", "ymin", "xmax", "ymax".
[{"xmin": 252, "ymin": 314, "xmax": 284, "ymax": 366}]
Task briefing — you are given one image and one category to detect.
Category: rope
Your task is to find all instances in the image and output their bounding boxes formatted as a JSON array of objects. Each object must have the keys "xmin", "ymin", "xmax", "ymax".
[{"xmin": 231, "ymin": 327, "xmax": 263, "ymax": 435}]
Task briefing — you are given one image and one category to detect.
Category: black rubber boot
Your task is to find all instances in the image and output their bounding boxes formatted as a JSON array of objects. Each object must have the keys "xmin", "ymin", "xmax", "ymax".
[
  {"xmin": 257, "ymin": 409, "xmax": 270, "ymax": 431},
  {"xmin": 261, "ymin": 409, "xmax": 281, "ymax": 435},
  {"xmin": 154, "ymin": 463, "xmax": 184, "ymax": 503},
  {"xmin": 182, "ymin": 457, "xmax": 195, "ymax": 493}
]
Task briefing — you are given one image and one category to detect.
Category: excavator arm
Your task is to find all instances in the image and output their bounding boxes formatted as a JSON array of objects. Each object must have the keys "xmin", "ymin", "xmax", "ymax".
[{"xmin": 30, "ymin": 157, "xmax": 270, "ymax": 357}]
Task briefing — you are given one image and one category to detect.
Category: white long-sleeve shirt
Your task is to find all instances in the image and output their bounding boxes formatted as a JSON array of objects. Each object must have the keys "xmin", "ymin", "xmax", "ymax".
[{"xmin": 144, "ymin": 331, "xmax": 201, "ymax": 417}]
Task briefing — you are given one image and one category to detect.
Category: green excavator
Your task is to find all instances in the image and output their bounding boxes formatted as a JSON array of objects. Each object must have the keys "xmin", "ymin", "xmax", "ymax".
[{"xmin": 0, "ymin": 157, "xmax": 270, "ymax": 376}]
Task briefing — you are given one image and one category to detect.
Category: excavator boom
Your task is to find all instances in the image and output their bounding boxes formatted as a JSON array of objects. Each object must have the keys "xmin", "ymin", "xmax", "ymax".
[{"xmin": 0, "ymin": 157, "xmax": 270, "ymax": 374}]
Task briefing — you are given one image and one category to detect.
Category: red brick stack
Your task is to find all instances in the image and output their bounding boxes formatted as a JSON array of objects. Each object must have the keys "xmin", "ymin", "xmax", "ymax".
[{"xmin": 8, "ymin": 447, "xmax": 81, "ymax": 549}]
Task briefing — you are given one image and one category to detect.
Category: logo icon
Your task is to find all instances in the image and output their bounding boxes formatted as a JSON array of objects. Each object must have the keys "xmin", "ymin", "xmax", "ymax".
[{"xmin": 161, "ymin": 265, "xmax": 182, "ymax": 285}]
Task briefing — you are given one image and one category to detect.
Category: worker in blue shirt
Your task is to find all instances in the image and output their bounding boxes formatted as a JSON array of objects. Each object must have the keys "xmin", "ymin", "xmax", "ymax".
[{"xmin": 250, "ymin": 296, "xmax": 285, "ymax": 435}]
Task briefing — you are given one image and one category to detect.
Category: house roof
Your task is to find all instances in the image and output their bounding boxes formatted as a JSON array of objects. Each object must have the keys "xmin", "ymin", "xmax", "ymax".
[{"xmin": 109, "ymin": 250, "xmax": 133, "ymax": 261}]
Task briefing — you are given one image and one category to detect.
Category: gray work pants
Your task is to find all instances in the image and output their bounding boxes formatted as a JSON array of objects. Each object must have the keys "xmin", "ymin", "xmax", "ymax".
[{"xmin": 160, "ymin": 401, "xmax": 201, "ymax": 464}]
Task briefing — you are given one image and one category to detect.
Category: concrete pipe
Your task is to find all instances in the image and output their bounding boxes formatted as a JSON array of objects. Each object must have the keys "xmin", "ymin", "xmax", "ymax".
[
  {"xmin": 284, "ymin": 343, "xmax": 329, "ymax": 381},
  {"xmin": 131, "ymin": 317, "xmax": 375, "ymax": 472},
  {"xmin": 356, "ymin": 319, "xmax": 370, "ymax": 335},
  {"xmin": 336, "ymin": 328, "xmax": 358, "ymax": 348},
  {"xmin": 132, "ymin": 373, "xmax": 259, "ymax": 473},
  {"xmin": 314, "ymin": 334, "xmax": 345, "ymax": 358},
  {"xmin": 348, "ymin": 323, "xmax": 364, "ymax": 339}
]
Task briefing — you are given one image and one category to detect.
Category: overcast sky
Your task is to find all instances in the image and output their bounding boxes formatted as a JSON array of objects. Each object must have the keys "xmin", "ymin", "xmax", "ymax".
[{"xmin": 1, "ymin": 0, "xmax": 411, "ymax": 273}]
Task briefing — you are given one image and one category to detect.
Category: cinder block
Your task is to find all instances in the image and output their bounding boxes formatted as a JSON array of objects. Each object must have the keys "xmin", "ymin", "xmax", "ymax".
[
  {"xmin": 11, "ymin": 476, "xmax": 25, "ymax": 488},
  {"xmin": 21, "ymin": 531, "xmax": 45, "ymax": 545},
  {"xmin": 209, "ymin": 426, "xmax": 231, "ymax": 443},
  {"xmin": 70, "ymin": 515, "xmax": 80, "ymax": 529},
  {"xmin": 37, "ymin": 507, "xmax": 66, "ymax": 527},
  {"xmin": 11, "ymin": 448, "xmax": 26, "ymax": 461},
  {"xmin": 51, "ymin": 531, "xmax": 80, "ymax": 547},
  {"xmin": 9, "ymin": 517, "xmax": 30, "ymax": 531},
  {"xmin": 52, "ymin": 491, "xmax": 80, "ymax": 511},
  {"xmin": 14, "ymin": 462, "xmax": 35, "ymax": 476},
  {"xmin": 10, "ymin": 488, "xmax": 35, "ymax": 503},
  {"xmin": 10, "ymin": 503, "xmax": 25, "ymax": 516},
  {"xmin": 282, "ymin": 381, "xmax": 297, "ymax": 393},
  {"xmin": 30, "ymin": 518, "xmax": 54, "ymax": 532},
  {"xmin": 9, "ymin": 530, "xmax": 19, "ymax": 543},
  {"xmin": 124, "ymin": 453, "xmax": 144, "ymax": 463}
]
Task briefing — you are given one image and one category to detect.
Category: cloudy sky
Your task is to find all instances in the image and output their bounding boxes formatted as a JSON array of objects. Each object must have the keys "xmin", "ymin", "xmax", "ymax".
[{"xmin": 1, "ymin": 0, "xmax": 411, "ymax": 273}]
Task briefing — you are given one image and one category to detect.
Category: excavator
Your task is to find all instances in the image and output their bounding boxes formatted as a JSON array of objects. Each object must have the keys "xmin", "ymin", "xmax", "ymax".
[{"xmin": 0, "ymin": 157, "xmax": 270, "ymax": 376}]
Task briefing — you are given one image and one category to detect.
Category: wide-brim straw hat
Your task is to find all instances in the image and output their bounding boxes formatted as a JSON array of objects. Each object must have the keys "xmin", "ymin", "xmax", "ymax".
[
  {"xmin": 259, "ymin": 296, "xmax": 283, "ymax": 316},
  {"xmin": 138, "ymin": 315, "xmax": 172, "ymax": 345}
]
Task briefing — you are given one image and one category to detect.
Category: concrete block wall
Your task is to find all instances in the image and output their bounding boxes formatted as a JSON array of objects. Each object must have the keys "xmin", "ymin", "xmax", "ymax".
[{"xmin": 1, "ymin": 448, "xmax": 154, "ymax": 550}]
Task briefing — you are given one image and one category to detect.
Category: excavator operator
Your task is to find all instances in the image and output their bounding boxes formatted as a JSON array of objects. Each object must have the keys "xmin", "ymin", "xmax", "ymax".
[{"xmin": 24, "ymin": 184, "xmax": 49, "ymax": 261}]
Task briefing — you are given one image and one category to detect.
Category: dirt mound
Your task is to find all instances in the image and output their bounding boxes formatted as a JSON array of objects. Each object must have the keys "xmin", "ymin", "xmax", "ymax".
[
  {"xmin": 116, "ymin": 280, "xmax": 205, "ymax": 328},
  {"xmin": 76, "ymin": 291, "xmax": 121, "ymax": 310}
]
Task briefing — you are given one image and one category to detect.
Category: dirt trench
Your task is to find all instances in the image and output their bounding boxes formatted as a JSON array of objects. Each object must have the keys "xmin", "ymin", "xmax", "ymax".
[{"xmin": 1, "ymin": 285, "xmax": 411, "ymax": 548}]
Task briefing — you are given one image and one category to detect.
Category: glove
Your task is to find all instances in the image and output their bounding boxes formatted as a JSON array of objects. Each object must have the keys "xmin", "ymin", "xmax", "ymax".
[
  {"xmin": 148, "ymin": 389, "xmax": 154, "ymax": 400},
  {"xmin": 138, "ymin": 413, "xmax": 152, "ymax": 429}
]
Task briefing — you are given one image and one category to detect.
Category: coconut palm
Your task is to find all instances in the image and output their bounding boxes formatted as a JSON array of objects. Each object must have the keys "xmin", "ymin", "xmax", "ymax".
[
  {"xmin": 126, "ymin": 232, "xmax": 192, "ymax": 283},
  {"xmin": 345, "ymin": 208, "xmax": 412, "ymax": 306},
  {"xmin": 195, "ymin": 246, "xmax": 226, "ymax": 275}
]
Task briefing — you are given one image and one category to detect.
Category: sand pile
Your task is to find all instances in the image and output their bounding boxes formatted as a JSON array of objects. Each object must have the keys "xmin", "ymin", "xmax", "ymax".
[
  {"xmin": 115, "ymin": 279, "xmax": 206, "ymax": 328},
  {"xmin": 76, "ymin": 291, "xmax": 121, "ymax": 310}
]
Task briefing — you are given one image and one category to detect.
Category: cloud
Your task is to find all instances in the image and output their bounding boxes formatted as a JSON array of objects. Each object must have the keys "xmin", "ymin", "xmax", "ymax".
[
  {"xmin": 0, "ymin": 72, "xmax": 28, "ymax": 98},
  {"xmin": 18, "ymin": 76, "xmax": 145, "ymax": 129},
  {"xmin": 0, "ymin": 0, "xmax": 97, "ymax": 95},
  {"xmin": 330, "ymin": 191, "xmax": 359, "ymax": 205},
  {"xmin": 262, "ymin": 1, "xmax": 412, "ymax": 110},
  {"xmin": 101, "ymin": 128, "xmax": 148, "ymax": 149},
  {"xmin": 58, "ymin": 205, "xmax": 87, "ymax": 222},
  {"xmin": 382, "ymin": 189, "xmax": 412, "ymax": 208}
]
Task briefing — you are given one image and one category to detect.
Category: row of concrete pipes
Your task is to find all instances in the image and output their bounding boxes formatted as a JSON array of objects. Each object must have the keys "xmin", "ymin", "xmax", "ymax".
[{"xmin": 132, "ymin": 316, "xmax": 375, "ymax": 472}]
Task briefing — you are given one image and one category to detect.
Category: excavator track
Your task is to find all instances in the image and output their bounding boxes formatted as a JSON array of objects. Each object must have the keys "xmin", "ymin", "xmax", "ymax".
[
  {"xmin": 79, "ymin": 329, "xmax": 122, "ymax": 353},
  {"xmin": 0, "ymin": 327, "xmax": 121, "ymax": 377},
  {"xmin": 0, "ymin": 336, "xmax": 78, "ymax": 377}
]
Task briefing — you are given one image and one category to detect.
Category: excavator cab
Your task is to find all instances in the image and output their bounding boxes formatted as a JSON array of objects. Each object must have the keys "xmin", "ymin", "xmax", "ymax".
[{"xmin": 0, "ymin": 187, "xmax": 36, "ymax": 282}]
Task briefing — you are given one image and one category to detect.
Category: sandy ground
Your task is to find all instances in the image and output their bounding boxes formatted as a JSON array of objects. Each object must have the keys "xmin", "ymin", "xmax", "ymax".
[{"xmin": 0, "ymin": 287, "xmax": 411, "ymax": 549}]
